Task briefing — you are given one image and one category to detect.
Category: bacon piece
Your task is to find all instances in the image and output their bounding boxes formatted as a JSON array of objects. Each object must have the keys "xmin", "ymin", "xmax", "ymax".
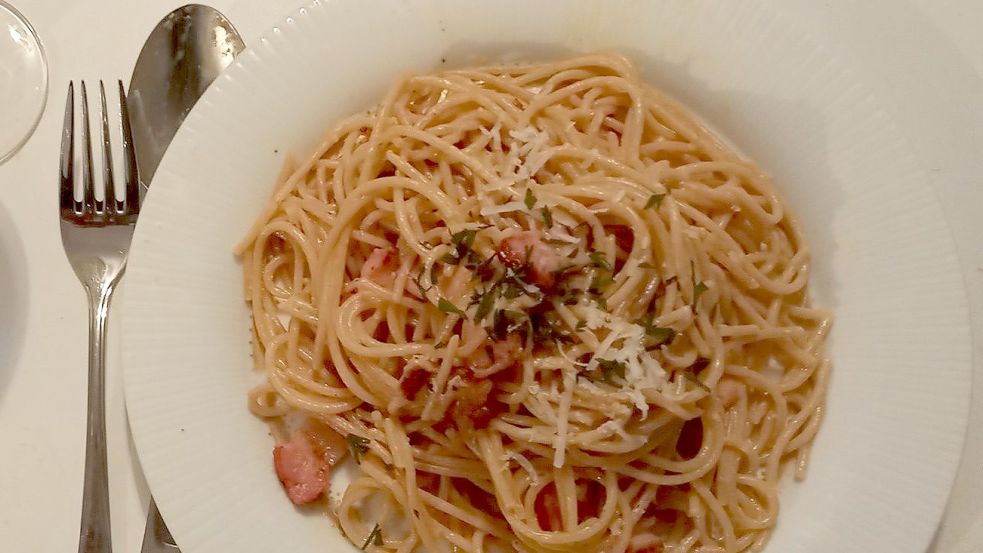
[
  {"xmin": 416, "ymin": 471, "xmax": 441, "ymax": 494},
  {"xmin": 451, "ymin": 378, "xmax": 492, "ymax": 420},
  {"xmin": 604, "ymin": 224, "xmax": 635, "ymax": 253},
  {"xmin": 534, "ymin": 483, "xmax": 563, "ymax": 531},
  {"xmin": 306, "ymin": 421, "xmax": 349, "ymax": 466},
  {"xmin": 360, "ymin": 247, "xmax": 398, "ymax": 287},
  {"xmin": 273, "ymin": 422, "xmax": 347, "ymax": 505},
  {"xmin": 273, "ymin": 433, "xmax": 328, "ymax": 505},
  {"xmin": 400, "ymin": 366, "xmax": 430, "ymax": 400},
  {"xmin": 498, "ymin": 231, "xmax": 562, "ymax": 288},
  {"xmin": 466, "ymin": 333, "xmax": 523, "ymax": 379},
  {"xmin": 575, "ymin": 479, "xmax": 606, "ymax": 523},
  {"xmin": 454, "ymin": 478, "xmax": 502, "ymax": 517},
  {"xmin": 450, "ymin": 378, "xmax": 506, "ymax": 430}
]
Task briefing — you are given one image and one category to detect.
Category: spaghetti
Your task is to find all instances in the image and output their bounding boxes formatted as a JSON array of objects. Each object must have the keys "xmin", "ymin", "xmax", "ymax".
[{"xmin": 237, "ymin": 53, "xmax": 831, "ymax": 553}]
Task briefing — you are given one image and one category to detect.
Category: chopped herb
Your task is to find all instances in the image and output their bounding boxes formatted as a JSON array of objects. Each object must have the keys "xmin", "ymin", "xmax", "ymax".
[
  {"xmin": 557, "ymin": 285, "xmax": 581, "ymax": 305},
  {"xmin": 492, "ymin": 309, "xmax": 526, "ymax": 340},
  {"xmin": 434, "ymin": 340, "xmax": 448, "ymax": 349},
  {"xmin": 451, "ymin": 228, "xmax": 477, "ymax": 250},
  {"xmin": 645, "ymin": 193, "xmax": 666, "ymax": 210},
  {"xmin": 430, "ymin": 262, "xmax": 441, "ymax": 285},
  {"xmin": 474, "ymin": 286, "xmax": 497, "ymax": 322},
  {"xmin": 440, "ymin": 252, "xmax": 458, "ymax": 264},
  {"xmin": 440, "ymin": 228, "xmax": 481, "ymax": 266},
  {"xmin": 639, "ymin": 261, "xmax": 657, "ymax": 269},
  {"xmin": 501, "ymin": 281, "xmax": 522, "ymax": 299},
  {"xmin": 546, "ymin": 238, "xmax": 569, "ymax": 245},
  {"xmin": 693, "ymin": 281, "xmax": 708, "ymax": 312},
  {"xmin": 597, "ymin": 358, "xmax": 627, "ymax": 383},
  {"xmin": 591, "ymin": 292, "xmax": 608, "ymax": 310},
  {"xmin": 346, "ymin": 434, "xmax": 370, "ymax": 463},
  {"xmin": 575, "ymin": 320, "xmax": 587, "ymax": 331},
  {"xmin": 633, "ymin": 313, "xmax": 677, "ymax": 347},
  {"xmin": 524, "ymin": 188, "xmax": 536, "ymax": 210},
  {"xmin": 541, "ymin": 205, "xmax": 553, "ymax": 227},
  {"xmin": 589, "ymin": 272, "xmax": 614, "ymax": 292},
  {"xmin": 361, "ymin": 523, "xmax": 384, "ymax": 550},
  {"xmin": 438, "ymin": 298, "xmax": 465, "ymax": 316},
  {"xmin": 682, "ymin": 370, "xmax": 710, "ymax": 393},
  {"xmin": 681, "ymin": 357, "xmax": 711, "ymax": 392},
  {"xmin": 554, "ymin": 264, "xmax": 579, "ymax": 277},
  {"xmin": 412, "ymin": 265, "xmax": 432, "ymax": 293},
  {"xmin": 646, "ymin": 326, "xmax": 677, "ymax": 346},
  {"xmin": 589, "ymin": 251, "xmax": 612, "ymax": 271},
  {"xmin": 654, "ymin": 275, "xmax": 677, "ymax": 299},
  {"xmin": 472, "ymin": 254, "xmax": 496, "ymax": 282}
]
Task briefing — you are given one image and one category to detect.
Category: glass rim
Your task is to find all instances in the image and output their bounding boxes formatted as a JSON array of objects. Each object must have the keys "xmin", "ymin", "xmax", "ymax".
[{"xmin": 0, "ymin": 0, "xmax": 48, "ymax": 164}]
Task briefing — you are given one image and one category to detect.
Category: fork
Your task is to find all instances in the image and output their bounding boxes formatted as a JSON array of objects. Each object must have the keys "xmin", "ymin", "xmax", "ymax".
[{"xmin": 60, "ymin": 80, "xmax": 139, "ymax": 553}]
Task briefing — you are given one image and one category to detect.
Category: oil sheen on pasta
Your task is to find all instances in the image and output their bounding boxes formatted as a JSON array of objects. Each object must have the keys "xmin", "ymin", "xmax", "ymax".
[{"xmin": 236, "ymin": 53, "xmax": 831, "ymax": 553}]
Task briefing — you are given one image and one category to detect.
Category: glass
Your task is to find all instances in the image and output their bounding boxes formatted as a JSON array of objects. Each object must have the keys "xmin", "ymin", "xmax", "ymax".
[{"xmin": 0, "ymin": 0, "xmax": 47, "ymax": 164}]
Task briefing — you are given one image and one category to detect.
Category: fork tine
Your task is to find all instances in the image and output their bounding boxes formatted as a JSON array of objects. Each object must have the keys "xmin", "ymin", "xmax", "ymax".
[
  {"xmin": 119, "ymin": 80, "xmax": 139, "ymax": 215},
  {"xmin": 98, "ymin": 81, "xmax": 116, "ymax": 215},
  {"xmin": 60, "ymin": 82, "xmax": 76, "ymax": 213},
  {"xmin": 79, "ymin": 82, "xmax": 97, "ymax": 215}
]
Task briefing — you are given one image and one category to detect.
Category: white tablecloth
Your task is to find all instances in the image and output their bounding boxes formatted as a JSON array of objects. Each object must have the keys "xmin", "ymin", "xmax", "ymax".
[{"xmin": 1, "ymin": 1, "xmax": 980, "ymax": 551}]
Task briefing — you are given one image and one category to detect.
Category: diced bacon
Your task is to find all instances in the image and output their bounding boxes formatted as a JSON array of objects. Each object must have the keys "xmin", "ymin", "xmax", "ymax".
[
  {"xmin": 416, "ymin": 471, "xmax": 441, "ymax": 495},
  {"xmin": 273, "ymin": 422, "xmax": 347, "ymax": 505},
  {"xmin": 498, "ymin": 231, "xmax": 563, "ymax": 288},
  {"xmin": 400, "ymin": 366, "xmax": 430, "ymax": 400},
  {"xmin": 273, "ymin": 433, "xmax": 329, "ymax": 504},
  {"xmin": 604, "ymin": 224, "xmax": 635, "ymax": 254},
  {"xmin": 467, "ymin": 333, "xmax": 524, "ymax": 379},
  {"xmin": 454, "ymin": 478, "xmax": 502, "ymax": 517},
  {"xmin": 647, "ymin": 485, "xmax": 683, "ymax": 524},
  {"xmin": 305, "ymin": 421, "xmax": 349, "ymax": 467},
  {"xmin": 575, "ymin": 479, "xmax": 605, "ymax": 523},
  {"xmin": 360, "ymin": 247, "xmax": 398, "ymax": 287},
  {"xmin": 452, "ymin": 378, "xmax": 493, "ymax": 420},
  {"xmin": 631, "ymin": 543, "xmax": 664, "ymax": 553},
  {"xmin": 534, "ymin": 483, "xmax": 563, "ymax": 531},
  {"xmin": 450, "ymin": 378, "xmax": 504, "ymax": 430}
]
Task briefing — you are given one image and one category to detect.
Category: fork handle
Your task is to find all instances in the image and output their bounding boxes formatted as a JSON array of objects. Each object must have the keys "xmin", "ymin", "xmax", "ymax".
[{"xmin": 78, "ymin": 284, "xmax": 115, "ymax": 553}]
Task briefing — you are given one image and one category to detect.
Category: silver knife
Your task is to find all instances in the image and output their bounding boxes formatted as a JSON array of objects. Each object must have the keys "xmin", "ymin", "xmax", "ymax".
[{"xmin": 127, "ymin": 5, "xmax": 244, "ymax": 552}]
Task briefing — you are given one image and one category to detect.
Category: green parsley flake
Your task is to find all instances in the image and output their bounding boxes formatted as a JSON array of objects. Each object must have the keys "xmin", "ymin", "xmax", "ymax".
[
  {"xmin": 589, "ymin": 251, "xmax": 612, "ymax": 271},
  {"xmin": 437, "ymin": 298, "xmax": 465, "ymax": 316},
  {"xmin": 346, "ymin": 434, "xmax": 370, "ymax": 463},
  {"xmin": 693, "ymin": 281, "xmax": 708, "ymax": 312},
  {"xmin": 361, "ymin": 523, "xmax": 384, "ymax": 550},
  {"xmin": 597, "ymin": 358, "xmax": 627, "ymax": 383},
  {"xmin": 524, "ymin": 188, "xmax": 536, "ymax": 210},
  {"xmin": 474, "ymin": 286, "xmax": 497, "ymax": 322},
  {"xmin": 645, "ymin": 193, "xmax": 666, "ymax": 209}
]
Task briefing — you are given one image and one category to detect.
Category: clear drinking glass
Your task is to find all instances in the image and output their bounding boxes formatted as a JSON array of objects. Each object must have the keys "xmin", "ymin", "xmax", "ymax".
[{"xmin": 0, "ymin": 0, "xmax": 47, "ymax": 164}]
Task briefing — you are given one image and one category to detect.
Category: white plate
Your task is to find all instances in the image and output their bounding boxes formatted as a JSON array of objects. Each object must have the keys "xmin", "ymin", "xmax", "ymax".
[{"xmin": 122, "ymin": 1, "xmax": 972, "ymax": 552}]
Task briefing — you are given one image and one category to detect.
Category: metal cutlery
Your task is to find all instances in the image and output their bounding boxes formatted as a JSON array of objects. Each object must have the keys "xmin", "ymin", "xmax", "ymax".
[
  {"xmin": 126, "ymin": 6, "xmax": 244, "ymax": 552},
  {"xmin": 60, "ymin": 80, "xmax": 140, "ymax": 553}
]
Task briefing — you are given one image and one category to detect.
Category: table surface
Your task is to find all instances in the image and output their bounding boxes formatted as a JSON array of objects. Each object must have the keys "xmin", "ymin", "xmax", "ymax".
[{"xmin": 1, "ymin": 1, "xmax": 980, "ymax": 551}]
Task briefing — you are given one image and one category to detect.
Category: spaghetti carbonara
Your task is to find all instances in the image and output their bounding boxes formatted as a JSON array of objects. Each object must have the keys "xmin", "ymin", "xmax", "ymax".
[{"xmin": 236, "ymin": 53, "xmax": 831, "ymax": 553}]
